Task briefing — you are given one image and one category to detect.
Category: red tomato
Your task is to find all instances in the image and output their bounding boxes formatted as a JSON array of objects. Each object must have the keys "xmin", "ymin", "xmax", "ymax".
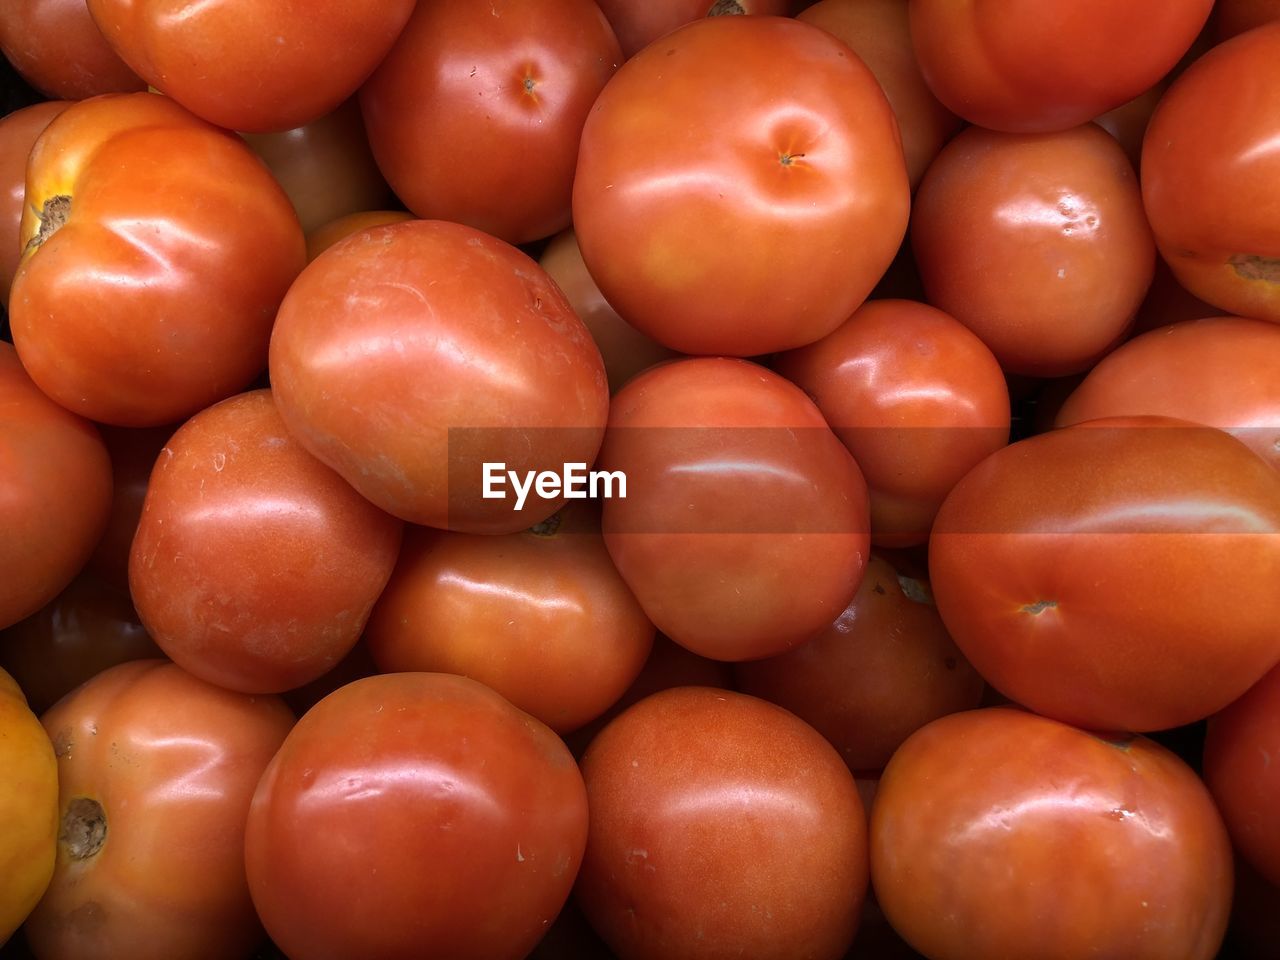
[
  {"xmin": 910, "ymin": 123, "xmax": 1154, "ymax": 376},
  {"xmin": 245, "ymin": 672, "xmax": 588, "ymax": 960},
  {"xmin": 573, "ymin": 15, "xmax": 909, "ymax": 356},
  {"xmin": 599, "ymin": 357, "xmax": 870, "ymax": 661},
  {"xmin": 1141, "ymin": 22, "xmax": 1280, "ymax": 323},
  {"xmin": 929, "ymin": 416, "xmax": 1280, "ymax": 732},
  {"xmin": 9, "ymin": 92, "xmax": 305, "ymax": 426},
  {"xmin": 1212, "ymin": 0, "xmax": 1280, "ymax": 40},
  {"xmin": 0, "ymin": 99, "xmax": 69, "ymax": 304},
  {"xmin": 577, "ymin": 686, "xmax": 868, "ymax": 959},
  {"xmin": 0, "ymin": 342, "xmax": 112, "ymax": 630},
  {"xmin": 0, "ymin": 0, "xmax": 142, "ymax": 99},
  {"xmin": 1204, "ymin": 663, "xmax": 1280, "ymax": 887},
  {"xmin": 1056, "ymin": 316, "xmax": 1280, "ymax": 470},
  {"xmin": 871, "ymin": 707, "xmax": 1232, "ymax": 960},
  {"xmin": 268, "ymin": 218, "xmax": 610, "ymax": 534},
  {"xmin": 26, "ymin": 660, "xmax": 294, "ymax": 960},
  {"xmin": 773, "ymin": 298, "xmax": 1009, "ymax": 545},
  {"xmin": 86, "ymin": 0, "xmax": 416, "ymax": 133},
  {"xmin": 594, "ymin": 0, "xmax": 789, "ymax": 59},
  {"xmin": 364, "ymin": 504, "xmax": 654, "ymax": 734},
  {"xmin": 360, "ymin": 0, "xmax": 621, "ymax": 245},
  {"xmin": 129, "ymin": 389, "xmax": 404, "ymax": 694},
  {"xmin": 908, "ymin": 0, "xmax": 1212, "ymax": 132}
]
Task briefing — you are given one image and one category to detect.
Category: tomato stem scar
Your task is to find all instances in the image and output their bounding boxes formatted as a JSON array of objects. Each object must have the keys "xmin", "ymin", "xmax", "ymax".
[
  {"xmin": 1021, "ymin": 599, "xmax": 1058, "ymax": 615},
  {"xmin": 707, "ymin": 0, "xmax": 746, "ymax": 15},
  {"xmin": 28, "ymin": 194, "xmax": 71, "ymax": 253},
  {"xmin": 60, "ymin": 797, "xmax": 107, "ymax": 860},
  {"xmin": 1229, "ymin": 254, "xmax": 1280, "ymax": 282}
]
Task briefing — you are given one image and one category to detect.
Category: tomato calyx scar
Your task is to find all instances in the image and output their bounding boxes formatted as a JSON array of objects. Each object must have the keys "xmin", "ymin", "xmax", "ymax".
[
  {"xmin": 27, "ymin": 194, "xmax": 71, "ymax": 254},
  {"xmin": 779, "ymin": 152, "xmax": 806, "ymax": 167},
  {"xmin": 1021, "ymin": 599, "xmax": 1058, "ymax": 615},
  {"xmin": 528, "ymin": 511, "xmax": 563, "ymax": 537},
  {"xmin": 60, "ymin": 797, "xmax": 107, "ymax": 861},
  {"xmin": 707, "ymin": 0, "xmax": 746, "ymax": 16},
  {"xmin": 1229, "ymin": 254, "xmax": 1280, "ymax": 283}
]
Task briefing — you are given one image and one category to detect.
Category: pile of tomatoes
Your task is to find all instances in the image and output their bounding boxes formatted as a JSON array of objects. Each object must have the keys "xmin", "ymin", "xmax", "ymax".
[{"xmin": 2, "ymin": 1, "xmax": 1279, "ymax": 958}]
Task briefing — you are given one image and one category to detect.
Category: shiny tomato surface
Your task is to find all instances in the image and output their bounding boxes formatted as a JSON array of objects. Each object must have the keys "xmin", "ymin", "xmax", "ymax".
[
  {"xmin": 0, "ymin": 99, "xmax": 69, "ymax": 304},
  {"xmin": 0, "ymin": 0, "xmax": 143, "ymax": 99}
]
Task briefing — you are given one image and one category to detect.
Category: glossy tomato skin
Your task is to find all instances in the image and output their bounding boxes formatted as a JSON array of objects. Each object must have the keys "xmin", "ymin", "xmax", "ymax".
[
  {"xmin": 595, "ymin": 0, "xmax": 789, "ymax": 59},
  {"xmin": 129, "ymin": 389, "xmax": 403, "ymax": 694},
  {"xmin": 1141, "ymin": 22, "xmax": 1280, "ymax": 324},
  {"xmin": 0, "ymin": 0, "xmax": 143, "ymax": 100},
  {"xmin": 908, "ymin": 0, "xmax": 1212, "ymax": 132},
  {"xmin": 871, "ymin": 707, "xmax": 1233, "ymax": 960},
  {"xmin": 911, "ymin": 123, "xmax": 1154, "ymax": 377},
  {"xmin": 0, "ymin": 99, "xmax": 69, "ymax": 304},
  {"xmin": 929, "ymin": 417, "xmax": 1280, "ymax": 733},
  {"xmin": 26, "ymin": 660, "xmax": 294, "ymax": 960},
  {"xmin": 269, "ymin": 218, "xmax": 610, "ymax": 533},
  {"xmin": 10, "ymin": 92, "xmax": 306, "ymax": 427},
  {"xmin": 573, "ymin": 15, "xmax": 909, "ymax": 356},
  {"xmin": 245, "ymin": 672, "xmax": 589, "ymax": 960},
  {"xmin": 0, "ymin": 342, "xmax": 113, "ymax": 630},
  {"xmin": 1204, "ymin": 663, "xmax": 1280, "ymax": 887},
  {"xmin": 577, "ymin": 686, "xmax": 868, "ymax": 960},
  {"xmin": 360, "ymin": 0, "xmax": 621, "ymax": 245},
  {"xmin": 599, "ymin": 357, "xmax": 870, "ymax": 661},
  {"xmin": 86, "ymin": 0, "xmax": 415, "ymax": 133}
]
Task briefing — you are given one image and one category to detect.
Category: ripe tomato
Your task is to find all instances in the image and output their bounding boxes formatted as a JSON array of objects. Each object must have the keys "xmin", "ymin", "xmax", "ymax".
[
  {"xmin": 0, "ymin": 0, "xmax": 142, "ymax": 100},
  {"xmin": 305, "ymin": 209, "xmax": 414, "ymax": 263},
  {"xmin": 1212, "ymin": 0, "xmax": 1280, "ymax": 40},
  {"xmin": 594, "ymin": 0, "xmax": 789, "ymax": 59},
  {"xmin": 871, "ymin": 707, "xmax": 1232, "ymax": 960},
  {"xmin": 0, "ymin": 342, "xmax": 112, "ymax": 630},
  {"xmin": 1141, "ymin": 22, "xmax": 1280, "ymax": 324},
  {"xmin": 577, "ymin": 686, "xmax": 868, "ymax": 959},
  {"xmin": 9, "ymin": 92, "xmax": 305, "ymax": 426},
  {"xmin": 269, "ymin": 218, "xmax": 609, "ymax": 534},
  {"xmin": 129, "ymin": 389, "xmax": 404, "ymax": 694},
  {"xmin": 86, "ymin": 0, "xmax": 416, "ymax": 133},
  {"xmin": 26, "ymin": 660, "xmax": 294, "ymax": 960},
  {"xmin": 573, "ymin": 14, "xmax": 909, "ymax": 356},
  {"xmin": 245, "ymin": 672, "xmax": 589, "ymax": 960},
  {"xmin": 908, "ymin": 0, "xmax": 1212, "ymax": 132},
  {"xmin": 930, "ymin": 417, "xmax": 1280, "ymax": 733},
  {"xmin": 0, "ymin": 666, "xmax": 57, "ymax": 946},
  {"xmin": 599, "ymin": 357, "xmax": 870, "ymax": 661},
  {"xmin": 910, "ymin": 123, "xmax": 1154, "ymax": 376},
  {"xmin": 0, "ymin": 99, "xmax": 69, "ymax": 304}
]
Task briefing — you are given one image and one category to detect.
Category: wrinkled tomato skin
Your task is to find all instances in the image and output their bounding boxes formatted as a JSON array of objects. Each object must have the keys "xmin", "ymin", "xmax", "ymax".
[
  {"xmin": 244, "ymin": 672, "xmax": 589, "ymax": 960},
  {"xmin": 577, "ymin": 686, "xmax": 867, "ymax": 960},
  {"xmin": 0, "ymin": 0, "xmax": 143, "ymax": 100},
  {"xmin": 0, "ymin": 99, "xmax": 69, "ymax": 304},
  {"xmin": 871, "ymin": 707, "xmax": 1233, "ymax": 960},
  {"xmin": 929, "ymin": 417, "xmax": 1280, "ymax": 733}
]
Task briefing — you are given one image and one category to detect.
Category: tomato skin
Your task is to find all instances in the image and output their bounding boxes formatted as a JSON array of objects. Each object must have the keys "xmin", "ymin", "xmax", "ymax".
[
  {"xmin": 305, "ymin": 209, "xmax": 414, "ymax": 263},
  {"xmin": 871, "ymin": 707, "xmax": 1232, "ymax": 960},
  {"xmin": 1212, "ymin": 0, "xmax": 1280, "ymax": 40},
  {"xmin": 577, "ymin": 686, "xmax": 867, "ymax": 960},
  {"xmin": 0, "ymin": 0, "xmax": 143, "ymax": 100},
  {"xmin": 908, "ymin": 0, "xmax": 1212, "ymax": 132},
  {"xmin": 1141, "ymin": 22, "xmax": 1280, "ymax": 324},
  {"xmin": 929, "ymin": 417, "xmax": 1280, "ymax": 733},
  {"xmin": 129, "ymin": 389, "xmax": 404, "ymax": 695},
  {"xmin": 599, "ymin": 357, "xmax": 870, "ymax": 661},
  {"xmin": 10, "ymin": 92, "xmax": 306, "ymax": 427},
  {"xmin": 573, "ymin": 15, "xmax": 909, "ymax": 356},
  {"xmin": 245, "ymin": 672, "xmax": 589, "ymax": 960},
  {"xmin": 595, "ymin": 0, "xmax": 789, "ymax": 59},
  {"xmin": 26, "ymin": 660, "xmax": 294, "ymax": 960},
  {"xmin": 0, "ymin": 342, "xmax": 113, "ymax": 630},
  {"xmin": 0, "ymin": 99, "xmax": 69, "ymax": 304},
  {"xmin": 269, "ymin": 218, "xmax": 610, "ymax": 534}
]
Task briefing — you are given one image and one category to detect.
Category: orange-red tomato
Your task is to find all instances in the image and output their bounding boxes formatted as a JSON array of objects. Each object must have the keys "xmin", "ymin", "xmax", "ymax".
[
  {"xmin": 9, "ymin": 92, "xmax": 305, "ymax": 426},
  {"xmin": 0, "ymin": 0, "xmax": 143, "ymax": 99},
  {"xmin": 0, "ymin": 99, "xmax": 69, "ymax": 304},
  {"xmin": 594, "ymin": 0, "xmax": 789, "ymax": 59},
  {"xmin": 305, "ymin": 209, "xmax": 414, "ymax": 263}
]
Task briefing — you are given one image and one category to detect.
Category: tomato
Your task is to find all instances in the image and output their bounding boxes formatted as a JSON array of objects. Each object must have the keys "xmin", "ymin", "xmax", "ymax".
[
  {"xmin": 871, "ymin": 707, "xmax": 1232, "ymax": 960},
  {"xmin": 1130, "ymin": 256, "xmax": 1220, "ymax": 335},
  {"xmin": 1204, "ymin": 663, "xmax": 1280, "ymax": 887},
  {"xmin": 577, "ymin": 686, "xmax": 867, "ymax": 959},
  {"xmin": 0, "ymin": 0, "xmax": 142, "ymax": 100},
  {"xmin": 595, "ymin": 0, "xmax": 788, "ymax": 59},
  {"xmin": 9, "ymin": 92, "xmax": 305, "ymax": 427},
  {"xmin": 599, "ymin": 357, "xmax": 870, "ymax": 661},
  {"xmin": 1141, "ymin": 22, "xmax": 1280, "ymax": 324},
  {"xmin": 360, "ymin": 0, "xmax": 621, "ymax": 245},
  {"xmin": 773, "ymin": 298, "xmax": 1009, "ymax": 546},
  {"xmin": 908, "ymin": 0, "xmax": 1212, "ymax": 132},
  {"xmin": 1212, "ymin": 0, "xmax": 1280, "ymax": 40},
  {"xmin": 1056, "ymin": 316, "xmax": 1280, "ymax": 470},
  {"xmin": 25, "ymin": 660, "xmax": 294, "ymax": 960},
  {"xmin": 929, "ymin": 417, "xmax": 1280, "ymax": 733},
  {"xmin": 245, "ymin": 672, "xmax": 588, "ymax": 960},
  {"xmin": 305, "ymin": 209, "xmax": 414, "ymax": 263},
  {"xmin": 0, "ymin": 666, "xmax": 57, "ymax": 946},
  {"xmin": 910, "ymin": 123, "xmax": 1154, "ymax": 377},
  {"xmin": 0, "ymin": 99, "xmax": 69, "ymax": 305},
  {"xmin": 86, "ymin": 0, "xmax": 415, "ymax": 133},
  {"xmin": 573, "ymin": 14, "xmax": 909, "ymax": 356},
  {"xmin": 797, "ymin": 0, "xmax": 961, "ymax": 190},
  {"xmin": 129, "ymin": 388, "xmax": 403, "ymax": 694},
  {"xmin": 0, "ymin": 342, "xmax": 112, "ymax": 630},
  {"xmin": 269, "ymin": 218, "xmax": 610, "ymax": 534}
]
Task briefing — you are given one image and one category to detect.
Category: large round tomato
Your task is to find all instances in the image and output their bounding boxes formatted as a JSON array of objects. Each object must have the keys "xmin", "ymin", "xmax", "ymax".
[
  {"xmin": 25, "ymin": 660, "xmax": 294, "ymax": 960},
  {"xmin": 245, "ymin": 672, "xmax": 589, "ymax": 960},
  {"xmin": 0, "ymin": 0, "xmax": 142, "ymax": 100},
  {"xmin": 871, "ymin": 707, "xmax": 1232, "ymax": 960},
  {"xmin": 0, "ymin": 99, "xmax": 69, "ymax": 305},
  {"xmin": 9, "ymin": 92, "xmax": 306, "ymax": 426},
  {"xmin": 573, "ymin": 14, "xmax": 909, "ymax": 356}
]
